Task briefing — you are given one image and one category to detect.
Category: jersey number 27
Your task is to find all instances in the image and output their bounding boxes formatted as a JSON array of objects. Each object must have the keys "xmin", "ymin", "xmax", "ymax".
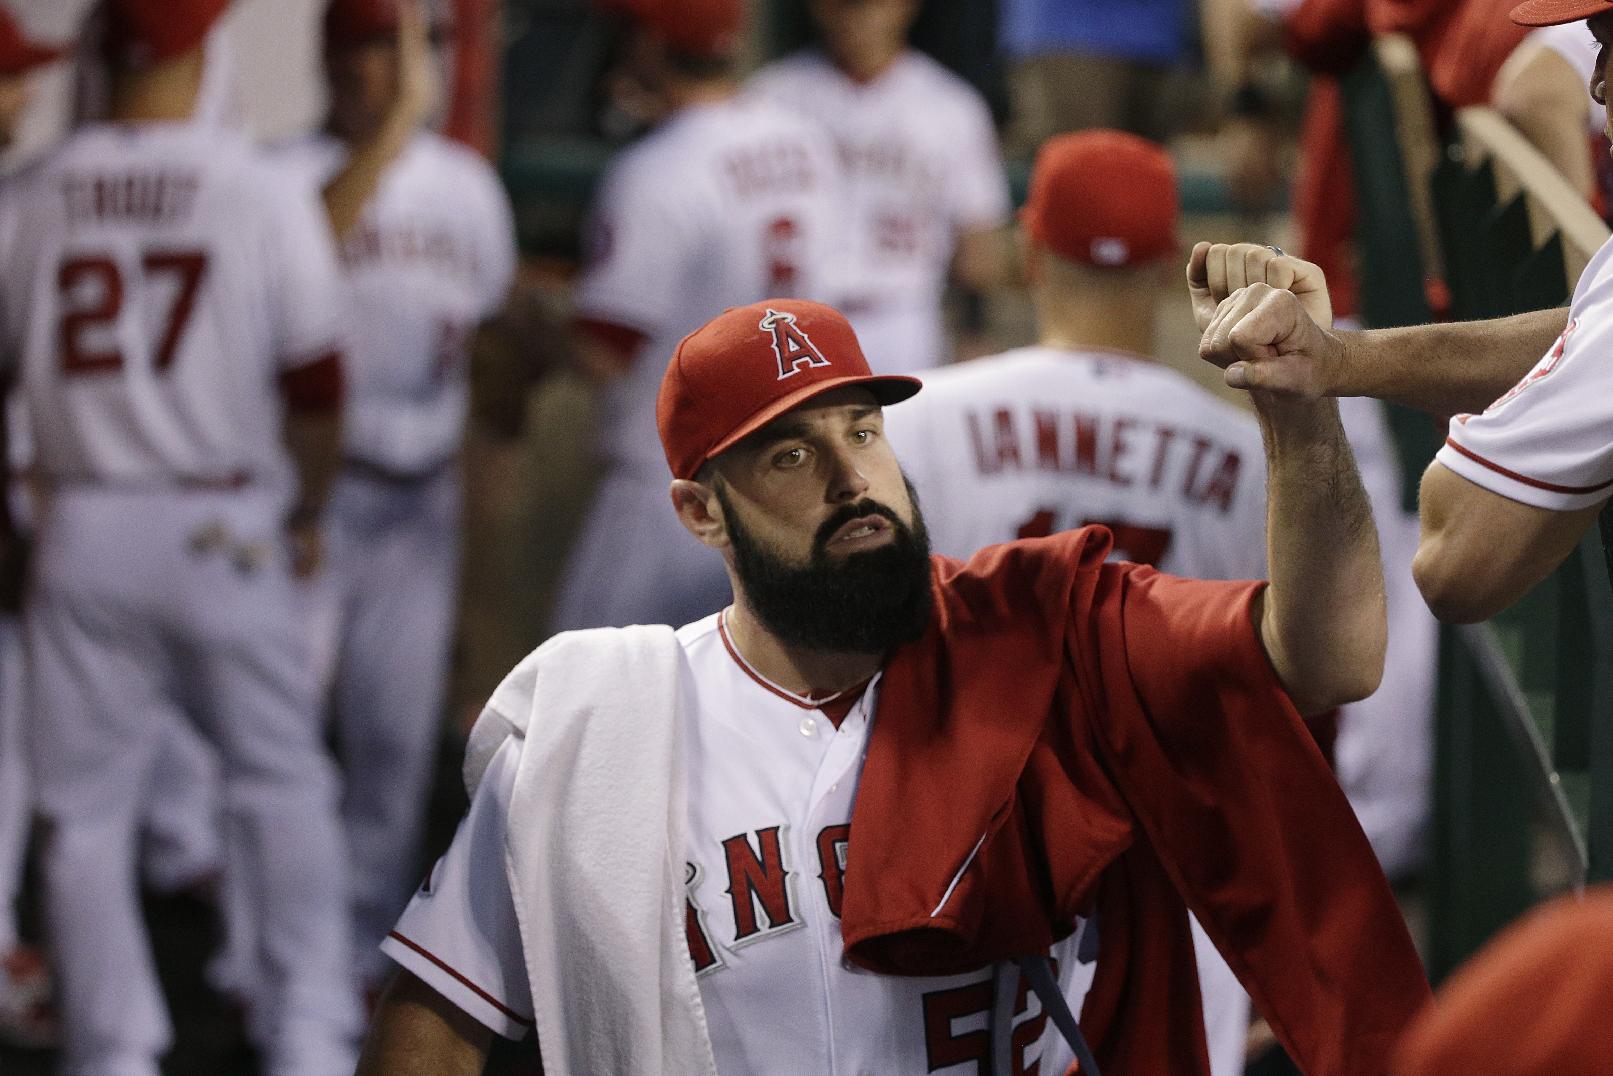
[{"xmin": 58, "ymin": 250, "xmax": 208, "ymax": 375}]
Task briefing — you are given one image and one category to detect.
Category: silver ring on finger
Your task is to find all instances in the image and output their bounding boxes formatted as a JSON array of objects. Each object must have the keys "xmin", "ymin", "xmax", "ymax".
[{"xmin": 1265, "ymin": 244, "xmax": 1285, "ymax": 257}]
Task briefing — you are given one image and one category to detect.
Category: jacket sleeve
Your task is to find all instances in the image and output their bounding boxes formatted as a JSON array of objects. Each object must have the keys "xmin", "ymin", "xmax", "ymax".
[{"xmin": 1076, "ymin": 565, "xmax": 1430, "ymax": 1076}]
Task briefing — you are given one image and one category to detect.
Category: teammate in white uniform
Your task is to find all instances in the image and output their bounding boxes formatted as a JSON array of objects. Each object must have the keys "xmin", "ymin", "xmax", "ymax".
[
  {"xmin": 885, "ymin": 131, "xmax": 1260, "ymax": 1076},
  {"xmin": 551, "ymin": 0, "xmax": 844, "ymax": 631},
  {"xmin": 748, "ymin": 0, "xmax": 1011, "ymax": 375},
  {"xmin": 275, "ymin": 0, "xmax": 516, "ymax": 989},
  {"xmin": 0, "ymin": 2, "xmax": 358, "ymax": 1073}
]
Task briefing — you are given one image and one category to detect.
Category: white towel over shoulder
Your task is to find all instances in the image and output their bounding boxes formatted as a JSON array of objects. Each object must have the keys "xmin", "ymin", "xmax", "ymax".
[{"xmin": 464, "ymin": 625, "xmax": 719, "ymax": 1076}]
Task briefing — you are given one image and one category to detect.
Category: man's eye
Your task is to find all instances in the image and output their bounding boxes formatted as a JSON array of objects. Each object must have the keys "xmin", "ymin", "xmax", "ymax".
[
  {"xmin": 774, "ymin": 447, "xmax": 806, "ymax": 468},
  {"xmin": 851, "ymin": 428, "xmax": 875, "ymax": 444}
]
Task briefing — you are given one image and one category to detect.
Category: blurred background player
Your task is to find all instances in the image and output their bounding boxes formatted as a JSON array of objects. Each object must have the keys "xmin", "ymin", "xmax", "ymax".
[
  {"xmin": 275, "ymin": 0, "xmax": 516, "ymax": 994},
  {"xmin": 748, "ymin": 0, "xmax": 1011, "ymax": 375},
  {"xmin": 882, "ymin": 131, "xmax": 1261, "ymax": 1076},
  {"xmin": 0, "ymin": 6, "xmax": 63, "ymax": 1051},
  {"xmin": 548, "ymin": 0, "xmax": 844, "ymax": 631},
  {"xmin": 0, "ymin": 0, "xmax": 361, "ymax": 1072}
]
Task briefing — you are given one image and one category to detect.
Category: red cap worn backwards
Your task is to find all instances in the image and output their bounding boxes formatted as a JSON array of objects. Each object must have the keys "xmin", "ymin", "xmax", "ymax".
[
  {"xmin": 657, "ymin": 300, "xmax": 922, "ymax": 481},
  {"xmin": 1021, "ymin": 129, "xmax": 1178, "ymax": 268},
  {"xmin": 1509, "ymin": 0, "xmax": 1613, "ymax": 25},
  {"xmin": 0, "ymin": 9, "xmax": 64, "ymax": 76}
]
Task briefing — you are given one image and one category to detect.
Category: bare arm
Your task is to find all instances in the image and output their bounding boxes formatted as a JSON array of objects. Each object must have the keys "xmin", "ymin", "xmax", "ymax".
[
  {"xmin": 951, "ymin": 225, "xmax": 1011, "ymax": 292},
  {"xmin": 356, "ymin": 969, "xmax": 494, "ymax": 1076},
  {"xmin": 1414, "ymin": 461, "xmax": 1604, "ymax": 622},
  {"xmin": 283, "ymin": 404, "xmax": 342, "ymax": 578},
  {"xmin": 322, "ymin": 0, "xmax": 438, "ymax": 241},
  {"xmin": 1190, "ymin": 241, "xmax": 1566, "ymax": 414},
  {"xmin": 1203, "ymin": 284, "xmax": 1386, "ymax": 713},
  {"xmin": 1494, "ymin": 44, "xmax": 1596, "ymax": 200}
]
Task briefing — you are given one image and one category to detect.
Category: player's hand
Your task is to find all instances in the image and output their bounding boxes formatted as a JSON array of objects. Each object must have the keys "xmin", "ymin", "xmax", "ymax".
[
  {"xmin": 1187, "ymin": 241, "xmax": 1333, "ymax": 334},
  {"xmin": 286, "ymin": 518, "xmax": 324, "ymax": 579},
  {"xmin": 1198, "ymin": 281, "xmax": 1343, "ymax": 399},
  {"xmin": 391, "ymin": 0, "xmax": 439, "ymax": 130}
]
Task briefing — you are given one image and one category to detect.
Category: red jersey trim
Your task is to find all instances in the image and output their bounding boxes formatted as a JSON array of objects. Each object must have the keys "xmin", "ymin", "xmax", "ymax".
[
  {"xmin": 716, "ymin": 609, "xmax": 864, "ymax": 714},
  {"xmin": 386, "ymin": 930, "xmax": 535, "ymax": 1028},
  {"xmin": 1443, "ymin": 437, "xmax": 1613, "ymax": 496}
]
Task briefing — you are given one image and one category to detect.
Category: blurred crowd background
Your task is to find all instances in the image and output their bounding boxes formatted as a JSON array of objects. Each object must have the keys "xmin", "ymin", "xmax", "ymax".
[{"xmin": 0, "ymin": 0, "xmax": 1609, "ymax": 1073}]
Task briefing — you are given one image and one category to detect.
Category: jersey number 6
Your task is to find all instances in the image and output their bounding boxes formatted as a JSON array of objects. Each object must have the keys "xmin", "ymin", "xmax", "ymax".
[{"xmin": 58, "ymin": 250, "xmax": 209, "ymax": 375}]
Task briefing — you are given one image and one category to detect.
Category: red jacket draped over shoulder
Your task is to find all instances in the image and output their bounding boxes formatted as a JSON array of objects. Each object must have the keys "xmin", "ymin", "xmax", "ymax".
[{"xmin": 840, "ymin": 529, "xmax": 1430, "ymax": 1075}]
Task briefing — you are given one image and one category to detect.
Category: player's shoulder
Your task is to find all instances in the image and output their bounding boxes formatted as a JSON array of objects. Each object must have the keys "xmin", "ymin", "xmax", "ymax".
[
  {"xmin": 409, "ymin": 130, "xmax": 503, "ymax": 186},
  {"xmin": 748, "ymin": 49, "xmax": 834, "ymax": 95},
  {"xmin": 890, "ymin": 50, "xmax": 993, "ymax": 116}
]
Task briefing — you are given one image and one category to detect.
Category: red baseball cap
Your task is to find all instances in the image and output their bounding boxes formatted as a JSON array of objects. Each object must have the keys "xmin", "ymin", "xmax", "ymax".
[
  {"xmin": 0, "ymin": 9, "xmax": 65, "ymax": 76},
  {"xmin": 106, "ymin": 0, "xmax": 229, "ymax": 66},
  {"xmin": 657, "ymin": 300, "xmax": 922, "ymax": 481},
  {"xmin": 1394, "ymin": 888, "xmax": 1613, "ymax": 1074},
  {"xmin": 325, "ymin": 0, "xmax": 450, "ymax": 50},
  {"xmin": 1021, "ymin": 129, "xmax": 1179, "ymax": 268},
  {"xmin": 622, "ymin": 0, "xmax": 745, "ymax": 58},
  {"xmin": 1510, "ymin": 0, "xmax": 1613, "ymax": 24}
]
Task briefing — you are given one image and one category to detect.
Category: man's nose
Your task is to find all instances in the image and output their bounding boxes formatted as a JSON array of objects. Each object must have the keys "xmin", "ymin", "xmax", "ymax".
[{"xmin": 824, "ymin": 445, "xmax": 871, "ymax": 502}]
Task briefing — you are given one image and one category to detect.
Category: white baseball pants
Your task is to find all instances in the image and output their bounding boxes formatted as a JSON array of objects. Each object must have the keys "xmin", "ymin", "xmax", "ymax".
[{"xmin": 25, "ymin": 486, "xmax": 358, "ymax": 1076}]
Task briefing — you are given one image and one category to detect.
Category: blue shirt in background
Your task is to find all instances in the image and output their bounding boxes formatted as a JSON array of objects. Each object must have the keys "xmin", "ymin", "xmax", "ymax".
[{"xmin": 999, "ymin": 0, "xmax": 1192, "ymax": 66}]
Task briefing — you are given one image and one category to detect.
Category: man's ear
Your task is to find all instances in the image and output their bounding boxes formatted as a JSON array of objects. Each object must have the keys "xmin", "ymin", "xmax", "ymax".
[{"xmin": 670, "ymin": 478, "xmax": 729, "ymax": 549}]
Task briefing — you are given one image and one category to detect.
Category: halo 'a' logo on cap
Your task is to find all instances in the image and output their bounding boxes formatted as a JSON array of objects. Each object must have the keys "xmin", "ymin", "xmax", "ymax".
[{"xmin": 760, "ymin": 307, "xmax": 831, "ymax": 381}]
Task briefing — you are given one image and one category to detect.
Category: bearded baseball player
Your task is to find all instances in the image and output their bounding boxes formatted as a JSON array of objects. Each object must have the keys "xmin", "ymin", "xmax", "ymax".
[
  {"xmin": 0, "ymin": 1, "xmax": 361, "ymax": 1073},
  {"xmin": 883, "ymin": 130, "xmax": 1267, "ymax": 1076},
  {"xmin": 748, "ymin": 0, "xmax": 1011, "ymax": 375},
  {"xmin": 271, "ymin": 0, "xmax": 516, "ymax": 994},
  {"xmin": 549, "ymin": 0, "xmax": 845, "ymax": 632},
  {"xmin": 356, "ymin": 293, "xmax": 1428, "ymax": 1074}
]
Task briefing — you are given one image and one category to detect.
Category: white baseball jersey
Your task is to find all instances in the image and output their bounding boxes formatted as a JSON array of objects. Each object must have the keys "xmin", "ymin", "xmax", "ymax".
[
  {"xmin": 0, "ymin": 122, "xmax": 344, "ymax": 490},
  {"xmin": 386, "ymin": 611, "xmax": 1093, "ymax": 1074},
  {"xmin": 1439, "ymin": 235, "xmax": 1613, "ymax": 510},
  {"xmin": 273, "ymin": 131, "xmax": 515, "ymax": 474},
  {"xmin": 576, "ymin": 97, "xmax": 843, "ymax": 474},
  {"xmin": 748, "ymin": 49, "xmax": 1011, "ymax": 375},
  {"xmin": 886, "ymin": 347, "xmax": 1268, "ymax": 580}
]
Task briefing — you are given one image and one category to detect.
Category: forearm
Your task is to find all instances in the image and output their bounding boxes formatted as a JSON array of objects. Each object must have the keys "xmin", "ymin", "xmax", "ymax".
[
  {"xmin": 357, "ymin": 971, "xmax": 493, "ymax": 1076},
  {"xmin": 322, "ymin": 109, "xmax": 416, "ymax": 241},
  {"xmin": 1333, "ymin": 307, "xmax": 1567, "ymax": 414},
  {"xmin": 1257, "ymin": 394, "xmax": 1385, "ymax": 714}
]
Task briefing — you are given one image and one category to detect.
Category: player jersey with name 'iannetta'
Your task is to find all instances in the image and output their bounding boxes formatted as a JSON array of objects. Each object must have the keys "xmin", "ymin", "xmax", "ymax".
[
  {"xmin": 0, "ymin": 122, "xmax": 345, "ymax": 490},
  {"xmin": 575, "ymin": 98, "xmax": 843, "ymax": 475},
  {"xmin": 885, "ymin": 346, "xmax": 1268, "ymax": 580},
  {"xmin": 1439, "ymin": 234, "xmax": 1613, "ymax": 511},
  {"xmin": 272, "ymin": 131, "xmax": 516, "ymax": 476},
  {"xmin": 384, "ymin": 611, "xmax": 1093, "ymax": 1075},
  {"xmin": 748, "ymin": 50, "xmax": 1011, "ymax": 375}
]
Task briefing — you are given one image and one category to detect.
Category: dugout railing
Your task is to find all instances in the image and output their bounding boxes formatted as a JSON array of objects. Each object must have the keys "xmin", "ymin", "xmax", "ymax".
[{"xmin": 1343, "ymin": 37, "xmax": 1613, "ymax": 981}]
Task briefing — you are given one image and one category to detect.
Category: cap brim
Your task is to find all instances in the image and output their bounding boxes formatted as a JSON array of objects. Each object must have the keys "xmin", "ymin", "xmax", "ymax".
[
  {"xmin": 1509, "ymin": 0, "xmax": 1610, "ymax": 26},
  {"xmin": 702, "ymin": 373, "xmax": 922, "ymax": 468}
]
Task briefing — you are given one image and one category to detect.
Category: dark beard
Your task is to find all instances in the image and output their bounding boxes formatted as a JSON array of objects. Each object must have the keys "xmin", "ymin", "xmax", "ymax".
[{"xmin": 717, "ymin": 481, "xmax": 934, "ymax": 656}]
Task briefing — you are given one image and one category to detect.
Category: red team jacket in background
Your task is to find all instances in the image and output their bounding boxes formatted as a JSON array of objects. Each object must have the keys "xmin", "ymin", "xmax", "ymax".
[
  {"xmin": 841, "ymin": 529, "xmax": 1431, "ymax": 1075},
  {"xmin": 1284, "ymin": 0, "xmax": 1529, "ymax": 321}
]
